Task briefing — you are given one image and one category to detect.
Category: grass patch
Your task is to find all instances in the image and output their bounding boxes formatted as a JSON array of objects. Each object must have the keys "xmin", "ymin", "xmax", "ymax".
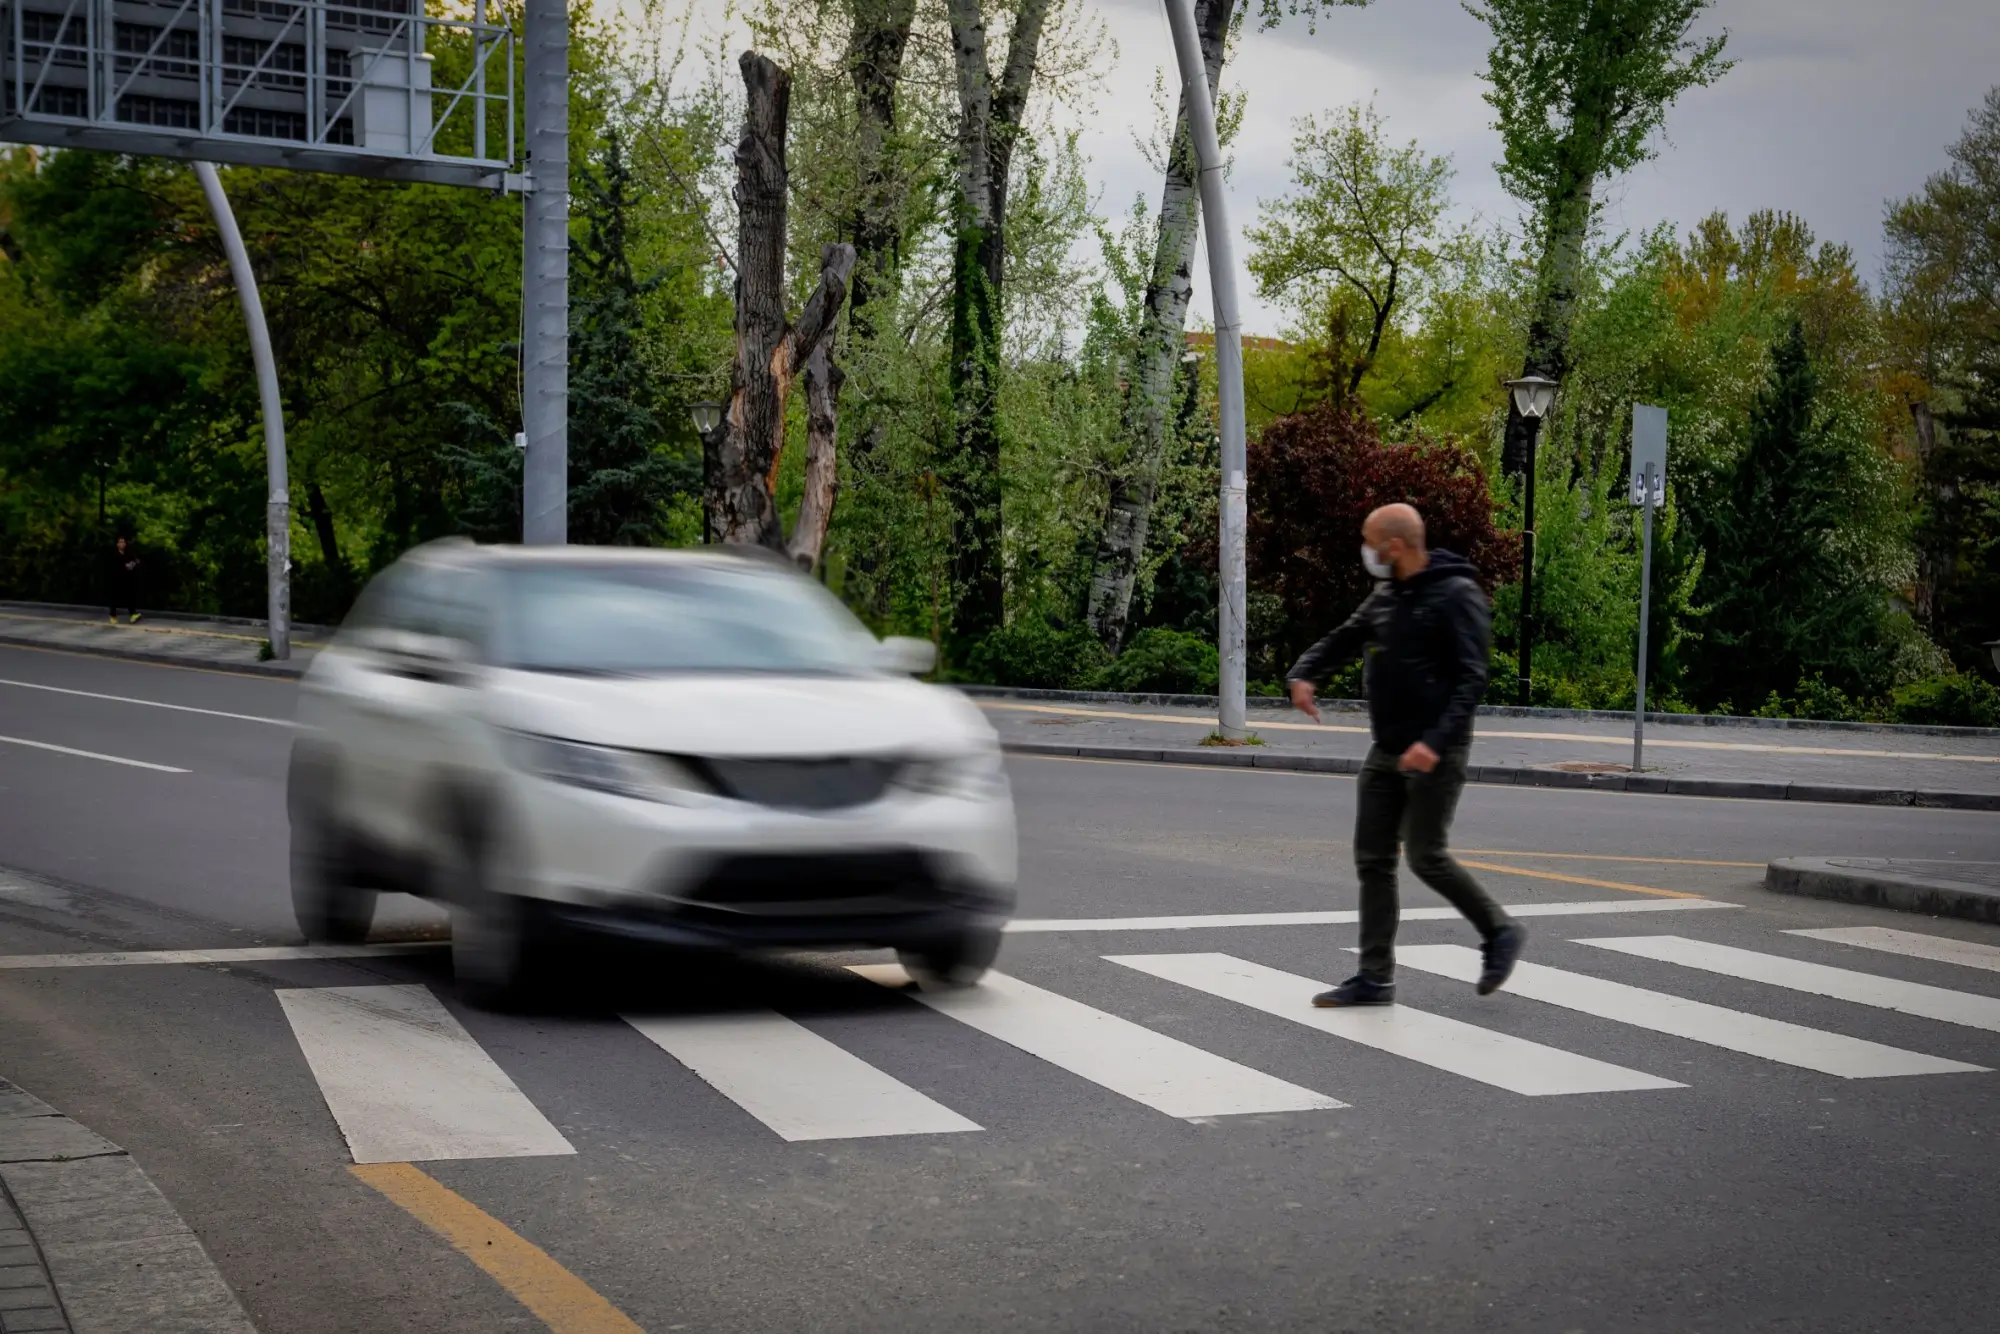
[{"xmin": 1200, "ymin": 731, "xmax": 1265, "ymax": 747}]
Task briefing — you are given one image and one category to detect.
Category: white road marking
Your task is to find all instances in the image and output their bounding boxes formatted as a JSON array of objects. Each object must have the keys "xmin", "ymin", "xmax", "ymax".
[
  {"xmin": 1788, "ymin": 926, "xmax": 2000, "ymax": 976},
  {"xmin": 1106, "ymin": 953, "xmax": 1679, "ymax": 1097},
  {"xmin": 1006, "ymin": 898, "xmax": 1734, "ymax": 934},
  {"xmin": 275, "ymin": 984, "xmax": 574, "ymax": 1163},
  {"xmin": 624, "ymin": 1010, "xmax": 981, "ymax": 1141},
  {"xmin": 0, "ymin": 943, "xmax": 438, "ymax": 969},
  {"xmin": 0, "ymin": 677, "xmax": 294, "ymax": 725},
  {"xmin": 1578, "ymin": 936, "xmax": 2000, "ymax": 1035},
  {"xmin": 851, "ymin": 964, "xmax": 1344, "ymax": 1118},
  {"xmin": 0, "ymin": 733, "xmax": 188, "ymax": 772},
  {"xmin": 1394, "ymin": 945, "xmax": 1984, "ymax": 1080}
]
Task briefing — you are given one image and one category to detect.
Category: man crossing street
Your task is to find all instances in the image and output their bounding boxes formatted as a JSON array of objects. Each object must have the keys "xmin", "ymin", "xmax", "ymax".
[{"xmin": 1286, "ymin": 502, "xmax": 1525, "ymax": 1006}]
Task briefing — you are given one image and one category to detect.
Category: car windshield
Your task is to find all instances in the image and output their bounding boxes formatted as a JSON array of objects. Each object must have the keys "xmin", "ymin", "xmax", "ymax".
[{"xmin": 494, "ymin": 562, "xmax": 878, "ymax": 675}]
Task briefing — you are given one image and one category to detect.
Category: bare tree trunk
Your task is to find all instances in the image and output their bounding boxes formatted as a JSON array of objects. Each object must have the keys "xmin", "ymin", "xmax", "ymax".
[
  {"xmin": 1910, "ymin": 398, "xmax": 1950, "ymax": 632},
  {"xmin": 943, "ymin": 0, "xmax": 1054, "ymax": 643},
  {"xmin": 789, "ymin": 334, "xmax": 845, "ymax": 570},
  {"xmin": 1502, "ymin": 166, "xmax": 1596, "ymax": 479},
  {"xmin": 708, "ymin": 52, "xmax": 857, "ymax": 550},
  {"xmin": 847, "ymin": 0, "xmax": 917, "ymax": 340},
  {"xmin": 1084, "ymin": 0, "xmax": 1233, "ymax": 651},
  {"xmin": 304, "ymin": 478, "xmax": 342, "ymax": 572}
]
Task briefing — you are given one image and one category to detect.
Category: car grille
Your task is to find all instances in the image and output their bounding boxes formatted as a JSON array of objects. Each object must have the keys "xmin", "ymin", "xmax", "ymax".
[
  {"xmin": 683, "ymin": 851, "xmax": 938, "ymax": 910},
  {"xmin": 688, "ymin": 756, "xmax": 901, "ymax": 811}
]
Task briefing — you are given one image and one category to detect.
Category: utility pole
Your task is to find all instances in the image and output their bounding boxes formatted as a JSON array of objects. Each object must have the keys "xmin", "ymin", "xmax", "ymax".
[
  {"xmin": 521, "ymin": 0, "xmax": 569, "ymax": 545},
  {"xmin": 1164, "ymin": 0, "xmax": 1246, "ymax": 741},
  {"xmin": 195, "ymin": 162, "xmax": 289, "ymax": 659},
  {"xmin": 1629, "ymin": 404, "xmax": 1668, "ymax": 772}
]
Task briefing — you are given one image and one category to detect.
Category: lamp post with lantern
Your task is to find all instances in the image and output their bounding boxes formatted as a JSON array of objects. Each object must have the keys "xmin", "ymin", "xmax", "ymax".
[
  {"xmin": 1504, "ymin": 375, "xmax": 1558, "ymax": 708},
  {"xmin": 690, "ymin": 402, "xmax": 724, "ymax": 542}
]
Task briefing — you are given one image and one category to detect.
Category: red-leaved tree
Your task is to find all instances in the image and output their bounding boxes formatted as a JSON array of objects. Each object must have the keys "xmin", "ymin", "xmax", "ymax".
[{"xmin": 1248, "ymin": 405, "xmax": 1519, "ymax": 672}]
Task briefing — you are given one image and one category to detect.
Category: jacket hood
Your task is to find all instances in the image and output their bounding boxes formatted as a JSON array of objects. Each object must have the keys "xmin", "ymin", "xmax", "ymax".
[{"xmin": 1410, "ymin": 548, "xmax": 1479, "ymax": 586}]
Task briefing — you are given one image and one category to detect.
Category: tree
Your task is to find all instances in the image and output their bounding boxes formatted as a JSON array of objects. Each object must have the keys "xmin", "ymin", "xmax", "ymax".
[
  {"xmin": 707, "ymin": 53, "xmax": 856, "ymax": 554},
  {"xmin": 1885, "ymin": 86, "xmax": 2000, "ymax": 674},
  {"xmin": 1246, "ymin": 102, "xmax": 1457, "ymax": 402},
  {"xmin": 1466, "ymin": 0, "xmax": 1731, "ymax": 479},
  {"xmin": 943, "ymin": 0, "xmax": 1056, "ymax": 641}
]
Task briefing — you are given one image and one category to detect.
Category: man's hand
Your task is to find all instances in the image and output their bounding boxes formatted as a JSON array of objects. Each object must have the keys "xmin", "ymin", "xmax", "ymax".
[
  {"xmin": 1398, "ymin": 741, "xmax": 1440, "ymax": 774},
  {"xmin": 1288, "ymin": 679, "xmax": 1321, "ymax": 722}
]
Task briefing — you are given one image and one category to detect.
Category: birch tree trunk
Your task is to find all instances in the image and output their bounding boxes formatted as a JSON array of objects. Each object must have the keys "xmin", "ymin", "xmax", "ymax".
[
  {"xmin": 1084, "ymin": 0, "xmax": 1233, "ymax": 651},
  {"xmin": 707, "ymin": 52, "xmax": 857, "ymax": 550},
  {"xmin": 944, "ymin": 0, "xmax": 1054, "ymax": 642}
]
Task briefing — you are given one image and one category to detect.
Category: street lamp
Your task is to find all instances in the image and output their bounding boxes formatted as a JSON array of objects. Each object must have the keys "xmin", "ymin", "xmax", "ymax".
[
  {"xmin": 1504, "ymin": 374, "xmax": 1559, "ymax": 708},
  {"xmin": 1986, "ymin": 640, "xmax": 2000, "ymax": 673},
  {"xmin": 689, "ymin": 401, "xmax": 724, "ymax": 436}
]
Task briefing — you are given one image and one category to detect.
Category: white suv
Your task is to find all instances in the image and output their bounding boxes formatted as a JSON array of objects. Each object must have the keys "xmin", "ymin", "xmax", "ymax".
[{"xmin": 287, "ymin": 540, "xmax": 1017, "ymax": 1004}]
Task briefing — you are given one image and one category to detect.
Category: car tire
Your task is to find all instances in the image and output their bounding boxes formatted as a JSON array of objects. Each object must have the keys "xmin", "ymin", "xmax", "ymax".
[
  {"xmin": 897, "ymin": 924, "xmax": 1002, "ymax": 989},
  {"xmin": 442, "ymin": 797, "xmax": 551, "ymax": 1010},
  {"xmin": 289, "ymin": 775, "xmax": 377, "ymax": 945}
]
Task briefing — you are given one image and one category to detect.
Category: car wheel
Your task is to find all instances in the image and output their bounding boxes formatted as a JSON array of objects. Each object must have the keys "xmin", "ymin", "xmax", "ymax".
[
  {"xmin": 290, "ymin": 780, "xmax": 377, "ymax": 944},
  {"xmin": 897, "ymin": 924, "xmax": 1002, "ymax": 989},
  {"xmin": 443, "ymin": 799, "xmax": 550, "ymax": 1010}
]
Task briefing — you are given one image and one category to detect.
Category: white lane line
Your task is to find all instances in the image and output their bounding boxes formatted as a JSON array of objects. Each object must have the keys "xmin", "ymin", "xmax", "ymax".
[
  {"xmin": 1394, "ymin": 945, "xmax": 1983, "ymax": 1080},
  {"xmin": 275, "ymin": 984, "xmax": 574, "ymax": 1163},
  {"xmin": 1788, "ymin": 927, "xmax": 2000, "ymax": 976},
  {"xmin": 1106, "ymin": 953, "xmax": 1679, "ymax": 1097},
  {"xmin": 0, "ymin": 943, "xmax": 438, "ymax": 969},
  {"xmin": 0, "ymin": 733, "xmax": 188, "ymax": 772},
  {"xmin": 1006, "ymin": 898, "xmax": 1734, "ymax": 934},
  {"xmin": 624, "ymin": 1010, "xmax": 981, "ymax": 1141},
  {"xmin": 0, "ymin": 677, "xmax": 294, "ymax": 725},
  {"xmin": 850, "ymin": 964, "xmax": 1343, "ymax": 1119},
  {"xmin": 1578, "ymin": 936, "xmax": 2000, "ymax": 1035}
]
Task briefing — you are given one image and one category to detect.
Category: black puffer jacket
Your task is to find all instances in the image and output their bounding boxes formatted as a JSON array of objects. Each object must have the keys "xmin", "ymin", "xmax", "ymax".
[{"xmin": 1285, "ymin": 549, "xmax": 1491, "ymax": 755}]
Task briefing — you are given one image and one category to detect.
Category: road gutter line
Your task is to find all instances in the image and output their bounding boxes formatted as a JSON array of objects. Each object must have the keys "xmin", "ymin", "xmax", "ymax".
[
  {"xmin": 0, "ymin": 734, "xmax": 189, "ymax": 773},
  {"xmin": 351, "ymin": 1163, "xmax": 646, "ymax": 1334},
  {"xmin": 1456, "ymin": 859, "xmax": 1706, "ymax": 900}
]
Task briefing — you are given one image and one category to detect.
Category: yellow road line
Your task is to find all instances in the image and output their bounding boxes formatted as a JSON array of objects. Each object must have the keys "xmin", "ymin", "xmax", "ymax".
[
  {"xmin": 1459, "ymin": 850, "xmax": 1762, "ymax": 868},
  {"xmin": 981, "ymin": 700, "xmax": 1999, "ymax": 764},
  {"xmin": 1457, "ymin": 859, "xmax": 1705, "ymax": 900},
  {"xmin": 351, "ymin": 1163, "xmax": 646, "ymax": 1334}
]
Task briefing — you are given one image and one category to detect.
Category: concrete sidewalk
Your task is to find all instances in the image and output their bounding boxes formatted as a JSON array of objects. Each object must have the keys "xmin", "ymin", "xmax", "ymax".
[
  {"xmin": 1768, "ymin": 859, "xmax": 2000, "ymax": 924},
  {"xmin": 978, "ymin": 694, "xmax": 2000, "ymax": 809},
  {"xmin": 0, "ymin": 604, "xmax": 321, "ymax": 677}
]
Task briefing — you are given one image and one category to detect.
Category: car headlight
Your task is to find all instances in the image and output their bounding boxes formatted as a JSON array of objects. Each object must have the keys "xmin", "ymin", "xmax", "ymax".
[
  {"xmin": 899, "ymin": 750, "xmax": 1009, "ymax": 800},
  {"xmin": 498, "ymin": 731, "xmax": 710, "ymax": 804}
]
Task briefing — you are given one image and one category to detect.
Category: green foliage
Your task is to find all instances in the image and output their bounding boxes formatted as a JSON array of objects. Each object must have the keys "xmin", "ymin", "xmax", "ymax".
[
  {"xmin": 962, "ymin": 617, "xmax": 1112, "ymax": 691},
  {"xmin": 1890, "ymin": 674, "xmax": 2000, "ymax": 728},
  {"xmin": 1750, "ymin": 675, "xmax": 1871, "ymax": 723},
  {"xmin": 1099, "ymin": 628, "xmax": 1220, "ymax": 695}
]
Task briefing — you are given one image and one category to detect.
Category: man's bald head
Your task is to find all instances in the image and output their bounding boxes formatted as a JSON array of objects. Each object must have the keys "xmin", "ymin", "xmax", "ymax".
[{"xmin": 1364, "ymin": 503, "xmax": 1427, "ymax": 553}]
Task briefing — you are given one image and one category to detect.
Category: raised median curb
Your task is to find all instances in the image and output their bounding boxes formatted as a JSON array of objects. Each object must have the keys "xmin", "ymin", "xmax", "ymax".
[
  {"xmin": 0, "ymin": 1077, "xmax": 257, "ymax": 1334},
  {"xmin": 1001, "ymin": 741, "xmax": 2000, "ymax": 811},
  {"xmin": 0, "ymin": 631, "xmax": 309, "ymax": 680},
  {"xmin": 1765, "ymin": 858, "xmax": 2000, "ymax": 924}
]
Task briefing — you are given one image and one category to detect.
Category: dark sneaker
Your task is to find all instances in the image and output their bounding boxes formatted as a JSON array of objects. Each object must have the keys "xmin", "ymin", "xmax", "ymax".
[
  {"xmin": 1478, "ymin": 924, "xmax": 1527, "ymax": 995},
  {"xmin": 1312, "ymin": 975, "xmax": 1395, "ymax": 1007}
]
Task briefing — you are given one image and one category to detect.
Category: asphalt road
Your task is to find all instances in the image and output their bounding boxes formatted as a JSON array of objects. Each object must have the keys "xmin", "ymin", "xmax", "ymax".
[{"xmin": 2, "ymin": 642, "xmax": 1999, "ymax": 1333}]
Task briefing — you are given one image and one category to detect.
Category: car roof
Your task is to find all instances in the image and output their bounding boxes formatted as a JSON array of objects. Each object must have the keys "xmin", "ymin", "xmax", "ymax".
[{"xmin": 406, "ymin": 539, "xmax": 800, "ymax": 574}]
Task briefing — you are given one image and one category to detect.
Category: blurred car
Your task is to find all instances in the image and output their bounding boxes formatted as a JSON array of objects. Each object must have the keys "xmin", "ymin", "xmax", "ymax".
[{"xmin": 287, "ymin": 539, "xmax": 1017, "ymax": 1004}]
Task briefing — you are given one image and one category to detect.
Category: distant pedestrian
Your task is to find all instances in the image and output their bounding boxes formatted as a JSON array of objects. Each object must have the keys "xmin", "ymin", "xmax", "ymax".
[
  {"xmin": 1286, "ymin": 502, "xmax": 1524, "ymax": 1006},
  {"xmin": 108, "ymin": 536, "xmax": 142, "ymax": 624}
]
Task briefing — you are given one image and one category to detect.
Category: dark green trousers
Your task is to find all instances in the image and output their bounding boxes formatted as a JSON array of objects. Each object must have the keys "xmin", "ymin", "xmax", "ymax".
[{"xmin": 1353, "ymin": 743, "xmax": 1509, "ymax": 983}]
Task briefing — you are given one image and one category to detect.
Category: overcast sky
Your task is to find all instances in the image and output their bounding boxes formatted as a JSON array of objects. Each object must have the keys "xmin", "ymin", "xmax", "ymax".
[{"xmin": 662, "ymin": 0, "xmax": 2000, "ymax": 335}]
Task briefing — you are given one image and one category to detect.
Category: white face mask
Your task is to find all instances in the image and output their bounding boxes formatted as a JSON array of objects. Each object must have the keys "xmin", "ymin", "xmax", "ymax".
[{"xmin": 1361, "ymin": 544, "xmax": 1393, "ymax": 579}]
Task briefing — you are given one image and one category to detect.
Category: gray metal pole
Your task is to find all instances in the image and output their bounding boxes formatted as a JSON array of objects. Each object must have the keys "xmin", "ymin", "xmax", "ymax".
[
  {"xmin": 194, "ymin": 161, "xmax": 289, "ymax": 660},
  {"xmin": 521, "ymin": 0, "xmax": 569, "ymax": 545},
  {"xmin": 1632, "ymin": 464, "xmax": 1656, "ymax": 773},
  {"xmin": 1165, "ymin": 0, "xmax": 1247, "ymax": 741}
]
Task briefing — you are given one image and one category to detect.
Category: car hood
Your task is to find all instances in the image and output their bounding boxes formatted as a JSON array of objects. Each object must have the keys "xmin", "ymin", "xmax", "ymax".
[{"xmin": 480, "ymin": 670, "xmax": 997, "ymax": 758}]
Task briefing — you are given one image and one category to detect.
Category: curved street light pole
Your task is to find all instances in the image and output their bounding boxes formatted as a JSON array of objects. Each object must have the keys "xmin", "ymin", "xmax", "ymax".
[{"xmin": 1164, "ymin": 0, "xmax": 1247, "ymax": 741}]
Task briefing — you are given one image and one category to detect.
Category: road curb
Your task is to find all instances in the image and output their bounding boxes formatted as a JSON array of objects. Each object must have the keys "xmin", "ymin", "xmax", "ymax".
[
  {"xmin": 0, "ymin": 631, "xmax": 307, "ymax": 679},
  {"xmin": 1765, "ymin": 858, "xmax": 2000, "ymax": 924},
  {"xmin": 1001, "ymin": 741, "xmax": 2000, "ymax": 810},
  {"xmin": 0, "ymin": 1077, "xmax": 257, "ymax": 1333}
]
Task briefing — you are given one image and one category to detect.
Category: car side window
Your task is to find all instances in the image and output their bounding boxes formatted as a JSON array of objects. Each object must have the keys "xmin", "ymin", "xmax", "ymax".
[{"xmin": 341, "ymin": 561, "xmax": 488, "ymax": 659}]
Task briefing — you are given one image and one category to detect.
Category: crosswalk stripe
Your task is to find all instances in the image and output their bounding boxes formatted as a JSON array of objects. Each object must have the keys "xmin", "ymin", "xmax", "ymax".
[
  {"xmin": 850, "ymin": 964, "xmax": 1344, "ymax": 1118},
  {"xmin": 1393, "ymin": 946, "xmax": 1984, "ymax": 1080},
  {"xmin": 1106, "ymin": 953, "xmax": 1681, "ymax": 1096},
  {"xmin": 1787, "ymin": 926, "xmax": 2000, "ymax": 975},
  {"xmin": 1576, "ymin": 936, "xmax": 2000, "ymax": 1035},
  {"xmin": 0, "ymin": 943, "xmax": 437, "ymax": 970},
  {"xmin": 622, "ymin": 1011, "xmax": 982, "ymax": 1141},
  {"xmin": 275, "ymin": 985, "xmax": 575, "ymax": 1163},
  {"xmin": 1004, "ymin": 898, "xmax": 1735, "ymax": 934}
]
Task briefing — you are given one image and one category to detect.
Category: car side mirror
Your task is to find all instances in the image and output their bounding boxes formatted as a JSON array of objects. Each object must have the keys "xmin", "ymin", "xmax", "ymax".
[
  {"xmin": 360, "ymin": 628, "xmax": 474, "ymax": 682},
  {"xmin": 877, "ymin": 636, "xmax": 938, "ymax": 676}
]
